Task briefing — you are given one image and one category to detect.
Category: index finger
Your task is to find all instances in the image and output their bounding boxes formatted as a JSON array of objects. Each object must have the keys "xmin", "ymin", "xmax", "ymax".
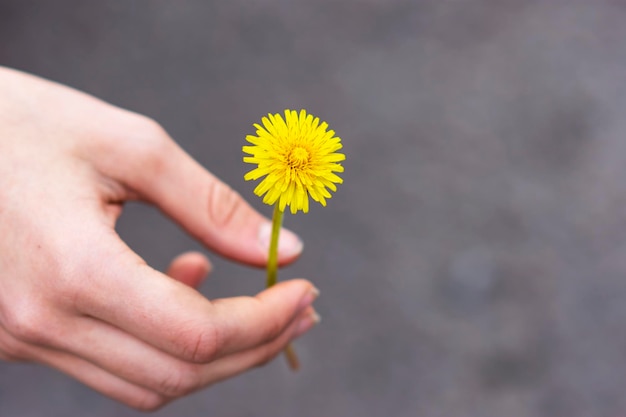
[{"xmin": 86, "ymin": 115, "xmax": 302, "ymax": 267}]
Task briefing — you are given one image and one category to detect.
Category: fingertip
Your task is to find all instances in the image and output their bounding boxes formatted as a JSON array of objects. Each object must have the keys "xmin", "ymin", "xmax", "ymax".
[
  {"xmin": 292, "ymin": 307, "xmax": 321, "ymax": 339},
  {"xmin": 166, "ymin": 252, "xmax": 212, "ymax": 288},
  {"xmin": 277, "ymin": 228, "xmax": 304, "ymax": 261},
  {"xmin": 258, "ymin": 222, "xmax": 303, "ymax": 263},
  {"xmin": 257, "ymin": 278, "xmax": 318, "ymax": 311}
]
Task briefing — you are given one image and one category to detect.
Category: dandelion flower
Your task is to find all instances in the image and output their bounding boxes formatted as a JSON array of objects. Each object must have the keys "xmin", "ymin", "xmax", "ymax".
[
  {"xmin": 243, "ymin": 109, "xmax": 345, "ymax": 214},
  {"xmin": 242, "ymin": 109, "xmax": 344, "ymax": 370}
]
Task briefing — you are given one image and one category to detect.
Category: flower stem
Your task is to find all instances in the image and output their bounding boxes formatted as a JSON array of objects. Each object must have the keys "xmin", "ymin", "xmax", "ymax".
[
  {"xmin": 266, "ymin": 203, "xmax": 284, "ymax": 288},
  {"xmin": 267, "ymin": 203, "xmax": 300, "ymax": 371}
]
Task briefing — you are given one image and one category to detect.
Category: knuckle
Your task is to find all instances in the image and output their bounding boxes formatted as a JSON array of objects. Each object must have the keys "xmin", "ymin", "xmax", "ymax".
[
  {"xmin": 0, "ymin": 331, "xmax": 29, "ymax": 362},
  {"xmin": 206, "ymin": 180, "xmax": 243, "ymax": 228},
  {"xmin": 178, "ymin": 324, "xmax": 221, "ymax": 363},
  {"xmin": 119, "ymin": 116, "xmax": 173, "ymax": 177},
  {"xmin": 136, "ymin": 115, "xmax": 167, "ymax": 137},
  {"xmin": 129, "ymin": 392, "xmax": 168, "ymax": 412},
  {"xmin": 90, "ymin": 112, "xmax": 175, "ymax": 183},
  {"xmin": 155, "ymin": 364, "xmax": 201, "ymax": 397},
  {"xmin": 2, "ymin": 304, "xmax": 51, "ymax": 345},
  {"xmin": 137, "ymin": 118, "xmax": 170, "ymax": 150},
  {"xmin": 0, "ymin": 351, "xmax": 17, "ymax": 362},
  {"xmin": 136, "ymin": 123, "xmax": 171, "ymax": 169},
  {"xmin": 123, "ymin": 114, "xmax": 167, "ymax": 142}
]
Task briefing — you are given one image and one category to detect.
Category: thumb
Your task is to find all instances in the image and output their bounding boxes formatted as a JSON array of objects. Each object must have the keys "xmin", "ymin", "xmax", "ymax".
[{"xmin": 100, "ymin": 119, "xmax": 303, "ymax": 266}]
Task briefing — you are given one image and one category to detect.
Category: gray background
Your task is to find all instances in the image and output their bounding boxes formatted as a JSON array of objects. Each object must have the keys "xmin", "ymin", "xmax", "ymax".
[{"xmin": 2, "ymin": 1, "xmax": 626, "ymax": 416}]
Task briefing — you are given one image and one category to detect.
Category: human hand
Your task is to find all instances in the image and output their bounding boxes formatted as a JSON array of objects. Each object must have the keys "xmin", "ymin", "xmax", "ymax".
[{"xmin": 0, "ymin": 67, "xmax": 318, "ymax": 410}]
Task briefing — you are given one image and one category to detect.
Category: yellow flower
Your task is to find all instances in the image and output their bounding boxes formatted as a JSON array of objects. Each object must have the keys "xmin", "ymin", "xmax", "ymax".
[{"xmin": 243, "ymin": 109, "xmax": 345, "ymax": 214}]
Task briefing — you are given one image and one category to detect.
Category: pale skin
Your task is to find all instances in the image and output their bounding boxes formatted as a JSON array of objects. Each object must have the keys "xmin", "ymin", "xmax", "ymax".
[{"xmin": 0, "ymin": 66, "xmax": 318, "ymax": 410}]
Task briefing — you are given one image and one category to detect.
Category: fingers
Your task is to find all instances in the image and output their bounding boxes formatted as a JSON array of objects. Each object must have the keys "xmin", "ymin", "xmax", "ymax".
[
  {"xmin": 31, "ymin": 305, "xmax": 317, "ymax": 399},
  {"xmin": 206, "ymin": 282, "xmax": 320, "ymax": 358},
  {"xmin": 91, "ymin": 117, "xmax": 302, "ymax": 267},
  {"xmin": 0, "ymin": 304, "xmax": 317, "ymax": 407},
  {"xmin": 0, "ymin": 325, "xmax": 167, "ymax": 411},
  {"xmin": 0, "ymin": 241, "xmax": 319, "ymax": 409},
  {"xmin": 201, "ymin": 305, "xmax": 319, "ymax": 383},
  {"xmin": 74, "ymin": 252, "xmax": 318, "ymax": 364},
  {"xmin": 166, "ymin": 252, "xmax": 211, "ymax": 288},
  {"xmin": 40, "ymin": 351, "xmax": 168, "ymax": 411}
]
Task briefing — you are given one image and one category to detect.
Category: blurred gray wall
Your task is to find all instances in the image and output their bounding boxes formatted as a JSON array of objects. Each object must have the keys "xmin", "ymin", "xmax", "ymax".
[{"xmin": 2, "ymin": 1, "xmax": 626, "ymax": 416}]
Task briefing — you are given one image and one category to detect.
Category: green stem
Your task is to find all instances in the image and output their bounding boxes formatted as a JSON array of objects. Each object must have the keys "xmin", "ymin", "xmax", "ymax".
[
  {"xmin": 266, "ymin": 203, "xmax": 284, "ymax": 288},
  {"xmin": 266, "ymin": 203, "xmax": 300, "ymax": 370}
]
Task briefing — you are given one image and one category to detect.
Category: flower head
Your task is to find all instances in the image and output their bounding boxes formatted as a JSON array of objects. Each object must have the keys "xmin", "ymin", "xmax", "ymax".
[{"xmin": 243, "ymin": 109, "xmax": 345, "ymax": 214}]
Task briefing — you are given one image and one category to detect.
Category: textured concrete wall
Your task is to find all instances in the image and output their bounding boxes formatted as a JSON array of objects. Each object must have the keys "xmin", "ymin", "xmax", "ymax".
[{"xmin": 2, "ymin": 1, "xmax": 626, "ymax": 416}]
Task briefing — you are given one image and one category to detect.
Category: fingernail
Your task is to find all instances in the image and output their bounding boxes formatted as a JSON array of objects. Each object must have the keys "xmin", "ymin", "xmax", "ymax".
[
  {"xmin": 259, "ymin": 223, "xmax": 303, "ymax": 257},
  {"xmin": 310, "ymin": 310, "xmax": 321, "ymax": 324},
  {"xmin": 294, "ymin": 310, "xmax": 321, "ymax": 338},
  {"xmin": 298, "ymin": 286, "xmax": 320, "ymax": 310}
]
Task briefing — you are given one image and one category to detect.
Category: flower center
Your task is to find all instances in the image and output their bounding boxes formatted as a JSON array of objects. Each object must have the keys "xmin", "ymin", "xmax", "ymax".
[{"xmin": 288, "ymin": 146, "xmax": 309, "ymax": 169}]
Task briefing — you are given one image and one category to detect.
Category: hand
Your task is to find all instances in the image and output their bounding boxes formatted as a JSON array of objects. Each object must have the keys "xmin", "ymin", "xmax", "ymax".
[{"xmin": 0, "ymin": 67, "xmax": 318, "ymax": 410}]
